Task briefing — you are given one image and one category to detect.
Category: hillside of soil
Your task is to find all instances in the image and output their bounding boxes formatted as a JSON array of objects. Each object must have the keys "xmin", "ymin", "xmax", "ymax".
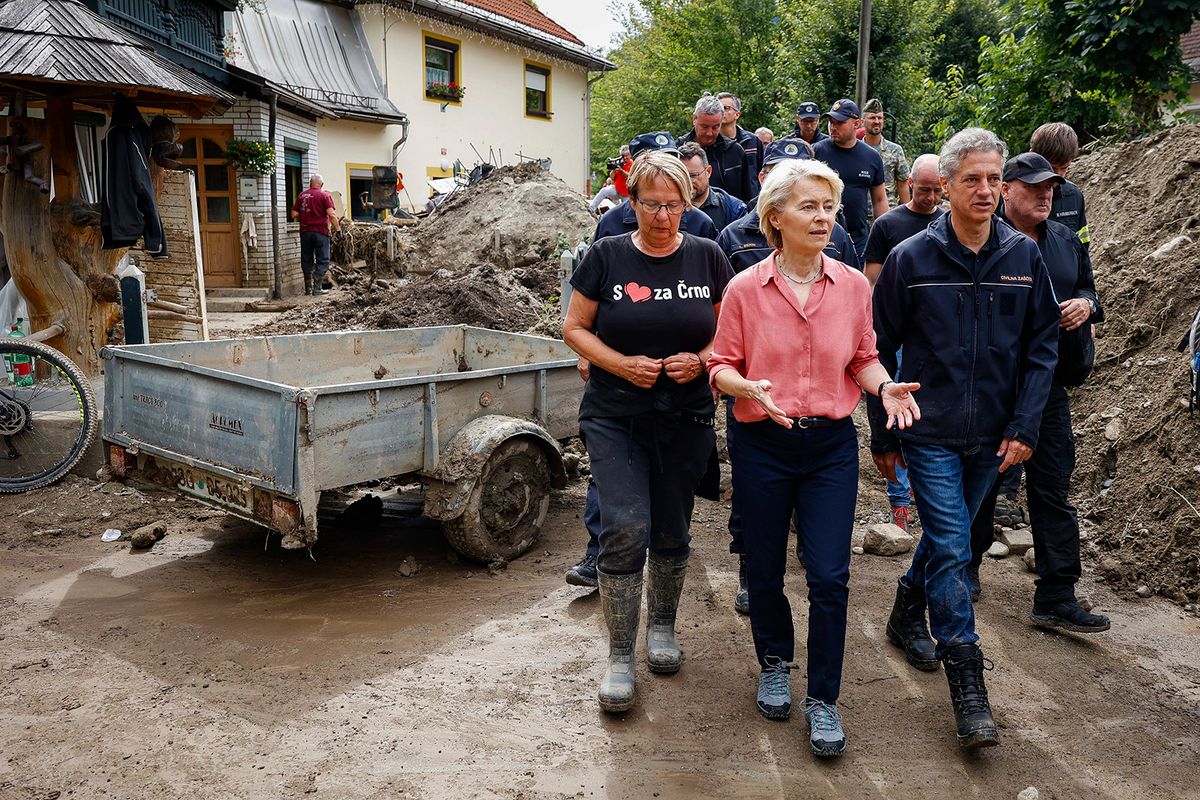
[
  {"xmin": 258, "ymin": 162, "xmax": 593, "ymax": 336},
  {"xmin": 1068, "ymin": 123, "xmax": 1200, "ymax": 606}
]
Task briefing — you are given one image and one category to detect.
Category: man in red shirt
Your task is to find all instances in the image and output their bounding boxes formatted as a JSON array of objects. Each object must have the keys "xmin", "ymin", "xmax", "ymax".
[{"xmin": 290, "ymin": 174, "xmax": 341, "ymax": 295}]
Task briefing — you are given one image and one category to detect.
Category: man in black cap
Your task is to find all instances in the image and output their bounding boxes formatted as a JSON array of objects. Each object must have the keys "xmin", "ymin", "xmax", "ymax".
[
  {"xmin": 789, "ymin": 101, "xmax": 829, "ymax": 146},
  {"xmin": 679, "ymin": 94, "xmax": 756, "ymax": 202},
  {"xmin": 966, "ymin": 152, "xmax": 1109, "ymax": 634},
  {"xmin": 812, "ymin": 99, "xmax": 888, "ymax": 260}
]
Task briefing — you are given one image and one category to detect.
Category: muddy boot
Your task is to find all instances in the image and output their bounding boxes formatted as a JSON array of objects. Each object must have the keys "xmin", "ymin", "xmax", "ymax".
[
  {"xmin": 302, "ymin": 274, "xmax": 312, "ymax": 295},
  {"xmin": 734, "ymin": 554, "xmax": 750, "ymax": 616},
  {"xmin": 645, "ymin": 555, "xmax": 686, "ymax": 674},
  {"xmin": 597, "ymin": 569, "xmax": 642, "ymax": 712},
  {"xmin": 942, "ymin": 643, "xmax": 1000, "ymax": 748},
  {"xmin": 886, "ymin": 577, "xmax": 939, "ymax": 671}
]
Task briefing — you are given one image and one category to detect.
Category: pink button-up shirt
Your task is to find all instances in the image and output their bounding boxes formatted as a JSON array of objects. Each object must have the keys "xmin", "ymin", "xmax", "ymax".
[{"xmin": 707, "ymin": 252, "xmax": 880, "ymax": 423}]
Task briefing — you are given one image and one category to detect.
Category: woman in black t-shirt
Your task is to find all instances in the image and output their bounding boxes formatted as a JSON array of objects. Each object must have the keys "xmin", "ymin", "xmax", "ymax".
[{"xmin": 564, "ymin": 151, "xmax": 733, "ymax": 713}]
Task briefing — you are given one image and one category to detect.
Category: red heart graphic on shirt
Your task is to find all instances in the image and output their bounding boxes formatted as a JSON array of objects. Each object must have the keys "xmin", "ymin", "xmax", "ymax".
[{"xmin": 626, "ymin": 282, "xmax": 652, "ymax": 302}]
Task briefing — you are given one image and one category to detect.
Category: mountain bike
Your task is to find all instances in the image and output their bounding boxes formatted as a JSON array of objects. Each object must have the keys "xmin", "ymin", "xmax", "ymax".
[{"xmin": 0, "ymin": 339, "xmax": 97, "ymax": 492}]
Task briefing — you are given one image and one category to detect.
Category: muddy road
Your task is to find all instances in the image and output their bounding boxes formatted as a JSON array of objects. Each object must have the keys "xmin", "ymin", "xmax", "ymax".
[{"xmin": 1, "ymin": 475, "xmax": 1198, "ymax": 799}]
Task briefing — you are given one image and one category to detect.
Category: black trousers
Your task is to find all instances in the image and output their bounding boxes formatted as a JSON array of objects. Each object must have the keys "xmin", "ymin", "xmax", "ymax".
[
  {"xmin": 970, "ymin": 385, "xmax": 1081, "ymax": 605},
  {"xmin": 581, "ymin": 413, "xmax": 715, "ymax": 575},
  {"xmin": 731, "ymin": 417, "xmax": 857, "ymax": 703}
]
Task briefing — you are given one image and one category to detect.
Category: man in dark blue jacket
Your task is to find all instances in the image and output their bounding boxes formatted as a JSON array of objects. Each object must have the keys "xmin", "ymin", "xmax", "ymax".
[
  {"xmin": 967, "ymin": 153, "xmax": 1109, "ymax": 633},
  {"xmin": 868, "ymin": 128, "xmax": 1060, "ymax": 749},
  {"xmin": 678, "ymin": 142, "xmax": 746, "ymax": 233},
  {"xmin": 678, "ymin": 94, "xmax": 757, "ymax": 202}
]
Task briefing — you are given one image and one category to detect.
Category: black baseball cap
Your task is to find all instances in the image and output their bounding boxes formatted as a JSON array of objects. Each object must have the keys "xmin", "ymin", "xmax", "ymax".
[
  {"xmin": 763, "ymin": 139, "xmax": 812, "ymax": 166},
  {"xmin": 824, "ymin": 99, "xmax": 861, "ymax": 121},
  {"xmin": 795, "ymin": 101, "xmax": 821, "ymax": 118},
  {"xmin": 1003, "ymin": 152, "xmax": 1065, "ymax": 184},
  {"xmin": 629, "ymin": 131, "xmax": 679, "ymax": 159}
]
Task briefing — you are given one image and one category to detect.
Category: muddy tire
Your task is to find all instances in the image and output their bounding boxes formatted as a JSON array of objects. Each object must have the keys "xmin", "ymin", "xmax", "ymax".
[{"xmin": 440, "ymin": 438, "xmax": 551, "ymax": 562}]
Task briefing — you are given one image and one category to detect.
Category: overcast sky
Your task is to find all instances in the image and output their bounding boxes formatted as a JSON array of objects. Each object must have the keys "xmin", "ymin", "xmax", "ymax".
[{"xmin": 534, "ymin": 0, "xmax": 628, "ymax": 53}]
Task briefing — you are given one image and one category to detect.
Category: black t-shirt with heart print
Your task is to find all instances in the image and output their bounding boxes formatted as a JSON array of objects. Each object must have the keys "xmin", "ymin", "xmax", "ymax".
[{"xmin": 571, "ymin": 232, "xmax": 733, "ymax": 419}]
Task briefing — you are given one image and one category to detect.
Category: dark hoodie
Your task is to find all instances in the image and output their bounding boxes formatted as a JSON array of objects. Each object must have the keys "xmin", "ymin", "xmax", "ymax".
[{"xmin": 101, "ymin": 94, "xmax": 167, "ymax": 258}]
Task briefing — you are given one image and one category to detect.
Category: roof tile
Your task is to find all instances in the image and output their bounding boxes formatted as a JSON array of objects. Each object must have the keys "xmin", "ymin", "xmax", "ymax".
[{"xmin": 457, "ymin": 0, "xmax": 585, "ymax": 47}]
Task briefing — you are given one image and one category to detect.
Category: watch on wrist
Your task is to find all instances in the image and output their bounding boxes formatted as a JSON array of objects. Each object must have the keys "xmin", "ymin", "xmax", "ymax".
[{"xmin": 878, "ymin": 380, "xmax": 893, "ymax": 397}]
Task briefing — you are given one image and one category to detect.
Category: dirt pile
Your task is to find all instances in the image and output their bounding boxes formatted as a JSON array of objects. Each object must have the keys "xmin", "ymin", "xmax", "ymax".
[
  {"xmin": 259, "ymin": 162, "xmax": 592, "ymax": 336},
  {"xmin": 1066, "ymin": 123, "xmax": 1200, "ymax": 605}
]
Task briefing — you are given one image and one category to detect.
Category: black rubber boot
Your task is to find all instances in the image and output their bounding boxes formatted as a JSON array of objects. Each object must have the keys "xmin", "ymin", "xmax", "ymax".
[
  {"xmin": 734, "ymin": 554, "xmax": 750, "ymax": 616},
  {"xmin": 885, "ymin": 577, "xmax": 939, "ymax": 671},
  {"xmin": 303, "ymin": 274, "xmax": 313, "ymax": 295},
  {"xmin": 942, "ymin": 643, "xmax": 1000, "ymax": 748},
  {"xmin": 597, "ymin": 569, "xmax": 642, "ymax": 712},
  {"xmin": 645, "ymin": 555, "xmax": 686, "ymax": 673}
]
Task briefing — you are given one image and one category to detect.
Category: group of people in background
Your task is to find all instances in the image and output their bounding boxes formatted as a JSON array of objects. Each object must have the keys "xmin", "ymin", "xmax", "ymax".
[{"xmin": 568, "ymin": 93, "xmax": 1106, "ymax": 758}]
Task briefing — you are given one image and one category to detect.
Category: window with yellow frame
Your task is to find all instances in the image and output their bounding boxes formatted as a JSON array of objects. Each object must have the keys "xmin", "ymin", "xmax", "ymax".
[
  {"xmin": 424, "ymin": 32, "xmax": 463, "ymax": 103},
  {"xmin": 524, "ymin": 60, "xmax": 551, "ymax": 119}
]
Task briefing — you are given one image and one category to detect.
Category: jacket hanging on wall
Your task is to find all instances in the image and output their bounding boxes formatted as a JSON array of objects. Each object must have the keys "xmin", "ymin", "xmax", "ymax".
[{"xmin": 101, "ymin": 94, "xmax": 168, "ymax": 259}]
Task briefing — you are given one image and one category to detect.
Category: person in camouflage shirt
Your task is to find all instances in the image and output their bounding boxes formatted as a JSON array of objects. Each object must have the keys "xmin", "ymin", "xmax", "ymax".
[{"xmin": 861, "ymin": 99, "xmax": 910, "ymax": 212}]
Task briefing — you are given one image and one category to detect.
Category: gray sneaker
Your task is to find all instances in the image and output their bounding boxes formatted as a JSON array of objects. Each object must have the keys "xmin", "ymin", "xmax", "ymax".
[
  {"xmin": 803, "ymin": 697, "xmax": 846, "ymax": 757},
  {"xmin": 756, "ymin": 657, "xmax": 791, "ymax": 720}
]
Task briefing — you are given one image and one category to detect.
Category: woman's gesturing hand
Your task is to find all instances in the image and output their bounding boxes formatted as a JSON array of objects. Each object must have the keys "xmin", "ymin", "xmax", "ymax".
[
  {"xmin": 663, "ymin": 352, "xmax": 704, "ymax": 384},
  {"xmin": 744, "ymin": 379, "xmax": 793, "ymax": 429},
  {"xmin": 882, "ymin": 381, "xmax": 922, "ymax": 430},
  {"xmin": 619, "ymin": 355, "xmax": 664, "ymax": 388}
]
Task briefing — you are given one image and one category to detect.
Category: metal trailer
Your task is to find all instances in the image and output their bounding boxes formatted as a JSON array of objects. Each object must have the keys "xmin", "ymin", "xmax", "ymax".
[{"xmin": 101, "ymin": 326, "xmax": 582, "ymax": 561}]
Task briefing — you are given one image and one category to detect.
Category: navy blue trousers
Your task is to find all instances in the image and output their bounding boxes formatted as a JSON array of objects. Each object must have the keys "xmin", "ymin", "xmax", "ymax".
[
  {"xmin": 731, "ymin": 417, "xmax": 857, "ymax": 704},
  {"xmin": 581, "ymin": 413, "xmax": 715, "ymax": 575}
]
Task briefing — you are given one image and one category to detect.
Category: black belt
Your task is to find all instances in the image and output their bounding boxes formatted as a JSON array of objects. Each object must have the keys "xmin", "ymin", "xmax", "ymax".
[{"xmin": 789, "ymin": 416, "xmax": 838, "ymax": 429}]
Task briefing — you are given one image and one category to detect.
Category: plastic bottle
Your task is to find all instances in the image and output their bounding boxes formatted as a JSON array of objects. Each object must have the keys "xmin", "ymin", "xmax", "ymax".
[{"xmin": 9, "ymin": 318, "xmax": 32, "ymax": 388}]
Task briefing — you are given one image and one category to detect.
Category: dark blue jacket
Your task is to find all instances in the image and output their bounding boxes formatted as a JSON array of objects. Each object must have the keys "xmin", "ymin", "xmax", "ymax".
[
  {"xmin": 594, "ymin": 199, "xmax": 718, "ymax": 242},
  {"xmin": 716, "ymin": 210, "xmax": 861, "ymax": 273},
  {"xmin": 867, "ymin": 212, "xmax": 1060, "ymax": 453},
  {"xmin": 696, "ymin": 185, "xmax": 748, "ymax": 233},
  {"xmin": 678, "ymin": 130, "xmax": 757, "ymax": 202},
  {"xmin": 734, "ymin": 126, "xmax": 764, "ymax": 173}
]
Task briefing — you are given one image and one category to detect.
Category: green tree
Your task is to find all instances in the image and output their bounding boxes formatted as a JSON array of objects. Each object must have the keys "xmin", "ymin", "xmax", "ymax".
[{"xmin": 1051, "ymin": 0, "xmax": 1200, "ymax": 132}]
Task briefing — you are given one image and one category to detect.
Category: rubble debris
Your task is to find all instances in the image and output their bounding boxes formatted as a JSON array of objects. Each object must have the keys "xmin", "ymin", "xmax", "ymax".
[
  {"xmin": 130, "ymin": 522, "xmax": 167, "ymax": 549},
  {"xmin": 1065, "ymin": 123, "xmax": 1200, "ymax": 604},
  {"xmin": 861, "ymin": 523, "xmax": 914, "ymax": 556}
]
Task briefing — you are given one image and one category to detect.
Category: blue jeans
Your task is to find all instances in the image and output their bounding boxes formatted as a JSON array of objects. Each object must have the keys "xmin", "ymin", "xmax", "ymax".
[
  {"xmin": 886, "ymin": 348, "xmax": 910, "ymax": 508},
  {"xmin": 300, "ymin": 231, "xmax": 331, "ymax": 283},
  {"xmin": 902, "ymin": 441, "xmax": 1002, "ymax": 658}
]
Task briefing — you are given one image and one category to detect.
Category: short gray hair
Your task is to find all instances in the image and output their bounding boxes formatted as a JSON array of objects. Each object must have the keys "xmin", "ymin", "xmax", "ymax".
[
  {"xmin": 716, "ymin": 92, "xmax": 741, "ymax": 113},
  {"xmin": 694, "ymin": 93, "xmax": 724, "ymax": 118},
  {"xmin": 309, "ymin": 173, "xmax": 325, "ymax": 187},
  {"xmin": 938, "ymin": 128, "xmax": 1007, "ymax": 180},
  {"xmin": 756, "ymin": 159, "xmax": 844, "ymax": 251}
]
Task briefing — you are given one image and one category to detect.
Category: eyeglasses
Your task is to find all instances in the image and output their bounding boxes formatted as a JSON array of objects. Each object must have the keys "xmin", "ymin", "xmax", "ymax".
[
  {"xmin": 635, "ymin": 199, "xmax": 686, "ymax": 216},
  {"xmin": 686, "ymin": 170, "xmax": 707, "ymax": 179}
]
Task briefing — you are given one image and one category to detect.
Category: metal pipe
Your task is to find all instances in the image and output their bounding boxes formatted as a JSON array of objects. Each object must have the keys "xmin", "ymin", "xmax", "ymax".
[
  {"xmin": 269, "ymin": 91, "xmax": 281, "ymax": 300},
  {"xmin": 855, "ymin": 0, "xmax": 872, "ymax": 107}
]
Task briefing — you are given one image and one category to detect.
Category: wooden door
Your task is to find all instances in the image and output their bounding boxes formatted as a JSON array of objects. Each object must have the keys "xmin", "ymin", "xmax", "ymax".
[{"xmin": 178, "ymin": 127, "xmax": 241, "ymax": 288}]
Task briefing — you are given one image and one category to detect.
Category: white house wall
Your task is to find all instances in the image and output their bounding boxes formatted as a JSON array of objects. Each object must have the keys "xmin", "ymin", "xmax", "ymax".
[{"xmin": 317, "ymin": 9, "xmax": 590, "ymax": 212}]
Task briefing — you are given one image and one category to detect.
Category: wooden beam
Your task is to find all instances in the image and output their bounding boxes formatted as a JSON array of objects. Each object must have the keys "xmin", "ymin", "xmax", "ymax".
[{"xmin": 46, "ymin": 95, "xmax": 78, "ymax": 202}]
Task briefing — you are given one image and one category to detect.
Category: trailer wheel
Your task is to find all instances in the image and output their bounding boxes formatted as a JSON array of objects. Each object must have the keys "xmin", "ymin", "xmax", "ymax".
[{"xmin": 441, "ymin": 438, "xmax": 551, "ymax": 562}]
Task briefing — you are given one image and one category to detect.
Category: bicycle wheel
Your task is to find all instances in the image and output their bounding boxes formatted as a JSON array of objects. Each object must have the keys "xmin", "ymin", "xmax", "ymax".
[{"xmin": 0, "ymin": 340, "xmax": 97, "ymax": 492}]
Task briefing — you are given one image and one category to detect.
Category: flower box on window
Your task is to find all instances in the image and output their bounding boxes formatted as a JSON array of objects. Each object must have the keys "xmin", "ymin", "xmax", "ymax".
[{"xmin": 426, "ymin": 81, "xmax": 465, "ymax": 102}]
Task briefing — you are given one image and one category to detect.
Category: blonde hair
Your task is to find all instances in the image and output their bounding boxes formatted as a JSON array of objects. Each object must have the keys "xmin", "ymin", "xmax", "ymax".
[
  {"xmin": 756, "ymin": 159, "xmax": 844, "ymax": 251},
  {"xmin": 626, "ymin": 151, "xmax": 692, "ymax": 210}
]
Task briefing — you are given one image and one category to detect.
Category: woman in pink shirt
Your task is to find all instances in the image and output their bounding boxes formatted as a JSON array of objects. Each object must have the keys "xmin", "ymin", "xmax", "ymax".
[{"xmin": 707, "ymin": 158, "xmax": 920, "ymax": 758}]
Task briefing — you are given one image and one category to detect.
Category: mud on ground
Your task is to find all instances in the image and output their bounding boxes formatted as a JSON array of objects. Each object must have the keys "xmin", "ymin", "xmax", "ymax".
[{"xmin": 1, "ymin": 473, "xmax": 1198, "ymax": 798}]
